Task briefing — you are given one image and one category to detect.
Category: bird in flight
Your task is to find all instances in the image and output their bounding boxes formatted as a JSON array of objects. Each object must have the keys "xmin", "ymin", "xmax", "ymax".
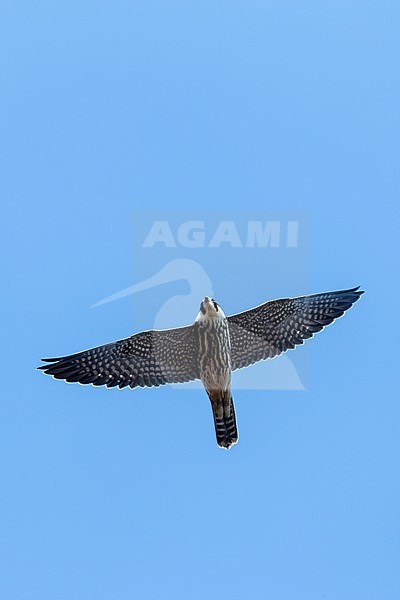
[{"xmin": 39, "ymin": 287, "xmax": 363, "ymax": 449}]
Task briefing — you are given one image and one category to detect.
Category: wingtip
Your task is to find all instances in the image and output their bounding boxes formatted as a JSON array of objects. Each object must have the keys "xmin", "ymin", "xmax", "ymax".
[
  {"xmin": 353, "ymin": 286, "xmax": 365, "ymax": 296},
  {"xmin": 38, "ymin": 357, "xmax": 63, "ymax": 372},
  {"xmin": 343, "ymin": 286, "xmax": 364, "ymax": 297}
]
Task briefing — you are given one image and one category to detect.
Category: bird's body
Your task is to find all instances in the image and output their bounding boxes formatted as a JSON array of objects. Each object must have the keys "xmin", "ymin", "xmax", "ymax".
[
  {"xmin": 39, "ymin": 287, "xmax": 364, "ymax": 449},
  {"xmin": 196, "ymin": 298, "xmax": 237, "ymax": 448}
]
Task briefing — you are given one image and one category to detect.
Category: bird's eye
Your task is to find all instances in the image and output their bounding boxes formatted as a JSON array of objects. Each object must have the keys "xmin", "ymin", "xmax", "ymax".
[{"xmin": 213, "ymin": 301, "xmax": 218, "ymax": 312}]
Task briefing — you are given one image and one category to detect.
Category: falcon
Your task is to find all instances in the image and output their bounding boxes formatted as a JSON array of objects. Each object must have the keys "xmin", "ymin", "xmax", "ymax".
[{"xmin": 39, "ymin": 287, "xmax": 363, "ymax": 449}]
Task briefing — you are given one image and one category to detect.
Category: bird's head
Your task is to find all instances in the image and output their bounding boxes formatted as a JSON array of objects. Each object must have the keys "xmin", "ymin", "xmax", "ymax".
[{"xmin": 196, "ymin": 297, "xmax": 225, "ymax": 322}]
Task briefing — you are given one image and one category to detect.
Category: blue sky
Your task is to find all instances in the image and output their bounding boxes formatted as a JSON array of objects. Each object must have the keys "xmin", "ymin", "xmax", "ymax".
[{"xmin": 1, "ymin": 1, "xmax": 399, "ymax": 599}]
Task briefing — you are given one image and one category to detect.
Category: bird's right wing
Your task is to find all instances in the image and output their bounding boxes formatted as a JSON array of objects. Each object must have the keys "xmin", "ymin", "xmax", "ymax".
[
  {"xmin": 227, "ymin": 287, "xmax": 364, "ymax": 370},
  {"xmin": 38, "ymin": 325, "xmax": 200, "ymax": 389}
]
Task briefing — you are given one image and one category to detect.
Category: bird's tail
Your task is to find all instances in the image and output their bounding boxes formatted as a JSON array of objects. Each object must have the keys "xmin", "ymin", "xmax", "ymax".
[{"xmin": 209, "ymin": 392, "xmax": 238, "ymax": 449}]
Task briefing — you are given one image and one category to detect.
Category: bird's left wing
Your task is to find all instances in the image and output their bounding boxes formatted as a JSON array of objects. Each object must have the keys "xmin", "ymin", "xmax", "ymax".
[
  {"xmin": 38, "ymin": 325, "xmax": 200, "ymax": 389},
  {"xmin": 227, "ymin": 287, "xmax": 364, "ymax": 370}
]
